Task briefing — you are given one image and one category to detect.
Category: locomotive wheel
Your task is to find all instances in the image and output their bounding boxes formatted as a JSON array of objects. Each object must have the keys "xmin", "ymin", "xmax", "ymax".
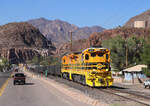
[
  {"xmin": 72, "ymin": 74, "xmax": 75, "ymax": 82},
  {"xmin": 106, "ymin": 81, "xmax": 109, "ymax": 88},
  {"xmin": 72, "ymin": 74, "xmax": 79, "ymax": 83},
  {"xmin": 81, "ymin": 75, "xmax": 86, "ymax": 85},
  {"xmin": 72, "ymin": 74, "xmax": 86, "ymax": 85},
  {"xmin": 62, "ymin": 73, "xmax": 69, "ymax": 80},
  {"xmin": 62, "ymin": 73, "xmax": 66, "ymax": 79}
]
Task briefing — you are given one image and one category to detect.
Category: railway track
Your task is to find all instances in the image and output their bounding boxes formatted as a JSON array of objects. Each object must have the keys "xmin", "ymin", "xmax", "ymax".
[
  {"xmin": 47, "ymin": 74, "xmax": 150, "ymax": 105},
  {"xmin": 98, "ymin": 88, "xmax": 150, "ymax": 105},
  {"xmin": 28, "ymin": 69, "xmax": 150, "ymax": 105},
  {"xmin": 110, "ymin": 87, "xmax": 150, "ymax": 100}
]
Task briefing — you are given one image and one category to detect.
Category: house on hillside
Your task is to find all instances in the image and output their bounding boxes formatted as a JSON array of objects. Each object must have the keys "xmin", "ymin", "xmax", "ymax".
[
  {"xmin": 134, "ymin": 21, "xmax": 148, "ymax": 28},
  {"xmin": 123, "ymin": 65, "xmax": 147, "ymax": 83}
]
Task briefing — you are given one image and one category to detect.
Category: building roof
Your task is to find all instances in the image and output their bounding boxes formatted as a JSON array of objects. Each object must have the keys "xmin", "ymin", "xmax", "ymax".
[{"xmin": 123, "ymin": 65, "xmax": 147, "ymax": 72}]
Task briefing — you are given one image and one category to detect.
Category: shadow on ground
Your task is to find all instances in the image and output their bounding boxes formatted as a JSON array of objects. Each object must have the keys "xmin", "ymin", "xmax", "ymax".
[
  {"xmin": 109, "ymin": 85, "xmax": 127, "ymax": 89},
  {"xmin": 25, "ymin": 83, "xmax": 34, "ymax": 85},
  {"xmin": 95, "ymin": 85, "xmax": 128, "ymax": 89}
]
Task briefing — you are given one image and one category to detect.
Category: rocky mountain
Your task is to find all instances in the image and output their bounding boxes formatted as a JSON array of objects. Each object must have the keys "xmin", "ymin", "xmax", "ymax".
[
  {"xmin": 27, "ymin": 18, "xmax": 105, "ymax": 46},
  {"xmin": 87, "ymin": 27, "xmax": 150, "ymax": 47},
  {"xmin": 0, "ymin": 22, "xmax": 55, "ymax": 63},
  {"xmin": 124, "ymin": 10, "xmax": 150, "ymax": 28},
  {"xmin": 0, "ymin": 22, "xmax": 53, "ymax": 48}
]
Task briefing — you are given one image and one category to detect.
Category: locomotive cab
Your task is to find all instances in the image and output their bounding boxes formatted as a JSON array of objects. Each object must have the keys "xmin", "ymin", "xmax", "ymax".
[{"xmin": 82, "ymin": 48, "xmax": 113, "ymax": 87}]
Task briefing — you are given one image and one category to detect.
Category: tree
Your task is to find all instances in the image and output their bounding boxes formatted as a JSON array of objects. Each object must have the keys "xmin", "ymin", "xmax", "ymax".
[
  {"xmin": 102, "ymin": 36, "xmax": 126, "ymax": 71},
  {"xmin": 143, "ymin": 68, "xmax": 150, "ymax": 77},
  {"xmin": 26, "ymin": 56, "xmax": 60, "ymax": 66},
  {"xmin": 102, "ymin": 36, "xmax": 145, "ymax": 72},
  {"xmin": 141, "ymin": 37, "xmax": 150, "ymax": 76},
  {"xmin": 39, "ymin": 56, "xmax": 60, "ymax": 66},
  {"xmin": 0, "ymin": 57, "xmax": 11, "ymax": 72},
  {"xmin": 127, "ymin": 36, "xmax": 145, "ymax": 65}
]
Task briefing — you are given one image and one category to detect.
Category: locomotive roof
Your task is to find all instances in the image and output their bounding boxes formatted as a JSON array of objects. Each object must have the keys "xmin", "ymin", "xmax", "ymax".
[
  {"xmin": 61, "ymin": 51, "xmax": 82, "ymax": 57},
  {"xmin": 61, "ymin": 47, "xmax": 109, "ymax": 57},
  {"xmin": 82, "ymin": 47, "xmax": 108, "ymax": 52}
]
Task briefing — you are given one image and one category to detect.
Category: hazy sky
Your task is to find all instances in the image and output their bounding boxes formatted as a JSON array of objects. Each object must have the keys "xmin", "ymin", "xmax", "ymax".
[{"xmin": 0, "ymin": 0, "xmax": 150, "ymax": 29}]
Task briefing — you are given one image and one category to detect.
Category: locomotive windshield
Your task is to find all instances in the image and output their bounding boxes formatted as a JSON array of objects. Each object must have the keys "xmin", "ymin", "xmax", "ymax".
[
  {"xmin": 97, "ymin": 52, "xmax": 104, "ymax": 57},
  {"xmin": 90, "ymin": 52, "xmax": 105, "ymax": 57}
]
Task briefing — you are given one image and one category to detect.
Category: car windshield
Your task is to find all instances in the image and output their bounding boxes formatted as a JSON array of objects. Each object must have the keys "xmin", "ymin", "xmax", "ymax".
[{"xmin": 15, "ymin": 73, "xmax": 25, "ymax": 77}]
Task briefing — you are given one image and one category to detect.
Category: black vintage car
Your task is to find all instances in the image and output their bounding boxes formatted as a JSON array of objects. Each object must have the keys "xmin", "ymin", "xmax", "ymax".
[{"xmin": 13, "ymin": 73, "xmax": 26, "ymax": 85}]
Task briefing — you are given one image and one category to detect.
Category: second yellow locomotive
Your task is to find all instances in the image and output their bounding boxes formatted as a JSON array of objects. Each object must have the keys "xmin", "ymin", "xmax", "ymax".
[{"xmin": 61, "ymin": 47, "xmax": 113, "ymax": 87}]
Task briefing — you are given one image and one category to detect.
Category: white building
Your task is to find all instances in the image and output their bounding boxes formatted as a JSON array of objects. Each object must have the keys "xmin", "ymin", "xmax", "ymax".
[
  {"xmin": 134, "ymin": 21, "xmax": 147, "ymax": 28},
  {"xmin": 123, "ymin": 65, "xmax": 147, "ymax": 81}
]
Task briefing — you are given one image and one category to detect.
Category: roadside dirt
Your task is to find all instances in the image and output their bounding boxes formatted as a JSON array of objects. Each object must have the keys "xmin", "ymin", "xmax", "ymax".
[{"xmin": 24, "ymin": 70, "xmax": 108, "ymax": 106}]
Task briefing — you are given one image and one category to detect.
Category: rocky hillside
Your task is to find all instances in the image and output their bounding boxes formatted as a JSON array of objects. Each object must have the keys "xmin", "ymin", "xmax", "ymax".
[
  {"xmin": 88, "ymin": 27, "xmax": 150, "ymax": 46},
  {"xmin": 27, "ymin": 18, "xmax": 105, "ymax": 46},
  {"xmin": 57, "ymin": 27, "xmax": 150, "ymax": 55},
  {"xmin": 0, "ymin": 48, "xmax": 39, "ymax": 64},
  {"xmin": 56, "ymin": 39, "xmax": 87, "ymax": 55},
  {"xmin": 0, "ymin": 22, "xmax": 53, "ymax": 48},
  {"xmin": 124, "ymin": 10, "xmax": 150, "ymax": 27},
  {"xmin": 0, "ymin": 22, "xmax": 56, "ymax": 63}
]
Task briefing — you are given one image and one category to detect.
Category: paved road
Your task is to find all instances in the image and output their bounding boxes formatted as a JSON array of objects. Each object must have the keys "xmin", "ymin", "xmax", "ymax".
[
  {"xmin": 0, "ymin": 73, "xmax": 90, "ymax": 106},
  {"xmin": 0, "ymin": 72, "xmax": 12, "ymax": 88}
]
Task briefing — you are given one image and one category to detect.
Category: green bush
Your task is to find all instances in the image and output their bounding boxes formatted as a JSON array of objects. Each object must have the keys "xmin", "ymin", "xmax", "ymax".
[
  {"xmin": 143, "ymin": 68, "xmax": 150, "ymax": 77},
  {"xmin": 26, "ymin": 56, "xmax": 60, "ymax": 66},
  {"xmin": 0, "ymin": 57, "xmax": 11, "ymax": 72}
]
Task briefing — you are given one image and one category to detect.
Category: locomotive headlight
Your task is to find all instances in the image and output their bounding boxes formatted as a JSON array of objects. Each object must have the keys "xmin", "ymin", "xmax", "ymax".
[
  {"xmin": 91, "ymin": 69, "xmax": 96, "ymax": 74},
  {"xmin": 106, "ymin": 69, "xmax": 109, "ymax": 71},
  {"xmin": 93, "ymin": 69, "xmax": 96, "ymax": 72}
]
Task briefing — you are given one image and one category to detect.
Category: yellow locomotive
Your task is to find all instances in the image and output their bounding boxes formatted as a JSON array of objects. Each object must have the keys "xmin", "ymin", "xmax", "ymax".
[{"xmin": 61, "ymin": 47, "xmax": 113, "ymax": 87}]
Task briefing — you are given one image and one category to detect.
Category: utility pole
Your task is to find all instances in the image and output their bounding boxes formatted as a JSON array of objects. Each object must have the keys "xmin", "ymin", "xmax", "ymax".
[
  {"xmin": 126, "ymin": 43, "xmax": 128, "ymax": 67},
  {"xmin": 70, "ymin": 31, "xmax": 73, "ymax": 51},
  {"xmin": 125, "ymin": 39, "xmax": 128, "ymax": 68}
]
